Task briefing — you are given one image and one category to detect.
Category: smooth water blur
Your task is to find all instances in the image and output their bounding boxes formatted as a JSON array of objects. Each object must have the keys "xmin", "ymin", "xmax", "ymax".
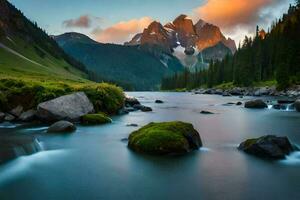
[{"xmin": 0, "ymin": 92, "xmax": 300, "ymax": 200}]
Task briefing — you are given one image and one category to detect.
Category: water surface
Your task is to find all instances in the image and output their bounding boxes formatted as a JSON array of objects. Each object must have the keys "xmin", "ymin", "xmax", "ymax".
[{"xmin": 0, "ymin": 92, "xmax": 300, "ymax": 200}]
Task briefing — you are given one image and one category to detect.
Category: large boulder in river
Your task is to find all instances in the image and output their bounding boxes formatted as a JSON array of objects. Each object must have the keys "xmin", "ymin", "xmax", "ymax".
[
  {"xmin": 47, "ymin": 120, "xmax": 76, "ymax": 133},
  {"xmin": 294, "ymin": 100, "xmax": 300, "ymax": 112},
  {"xmin": 37, "ymin": 92, "xmax": 94, "ymax": 122},
  {"xmin": 9, "ymin": 105, "xmax": 23, "ymax": 117},
  {"xmin": 128, "ymin": 121, "xmax": 202, "ymax": 155},
  {"xmin": 238, "ymin": 135, "xmax": 295, "ymax": 159},
  {"xmin": 245, "ymin": 99, "xmax": 267, "ymax": 109}
]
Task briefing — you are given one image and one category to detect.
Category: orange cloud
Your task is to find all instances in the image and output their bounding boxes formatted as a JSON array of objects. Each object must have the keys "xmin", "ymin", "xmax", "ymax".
[
  {"xmin": 194, "ymin": 0, "xmax": 275, "ymax": 29},
  {"xmin": 92, "ymin": 17, "xmax": 153, "ymax": 44}
]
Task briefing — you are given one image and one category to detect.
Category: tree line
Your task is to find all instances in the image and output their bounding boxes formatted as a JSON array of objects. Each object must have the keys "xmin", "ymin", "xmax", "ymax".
[{"xmin": 162, "ymin": 2, "xmax": 300, "ymax": 91}]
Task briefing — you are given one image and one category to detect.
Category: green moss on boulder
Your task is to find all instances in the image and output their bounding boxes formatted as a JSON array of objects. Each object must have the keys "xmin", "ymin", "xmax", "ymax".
[
  {"xmin": 128, "ymin": 121, "xmax": 202, "ymax": 155},
  {"xmin": 81, "ymin": 113, "xmax": 112, "ymax": 125}
]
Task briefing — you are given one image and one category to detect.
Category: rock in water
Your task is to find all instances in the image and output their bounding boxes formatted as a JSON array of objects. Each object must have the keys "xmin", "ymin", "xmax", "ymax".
[
  {"xmin": 19, "ymin": 110, "xmax": 36, "ymax": 122},
  {"xmin": 0, "ymin": 133, "xmax": 42, "ymax": 163},
  {"xmin": 37, "ymin": 92, "xmax": 94, "ymax": 122},
  {"xmin": 128, "ymin": 121, "xmax": 202, "ymax": 155},
  {"xmin": 238, "ymin": 135, "xmax": 295, "ymax": 160},
  {"xmin": 244, "ymin": 99, "xmax": 267, "ymax": 109},
  {"xmin": 155, "ymin": 100, "xmax": 164, "ymax": 104},
  {"xmin": 81, "ymin": 114, "xmax": 112, "ymax": 125},
  {"xmin": 125, "ymin": 96, "xmax": 140, "ymax": 107},
  {"xmin": 47, "ymin": 121, "xmax": 76, "ymax": 133},
  {"xmin": 200, "ymin": 110, "xmax": 214, "ymax": 114},
  {"xmin": 294, "ymin": 100, "xmax": 300, "ymax": 112}
]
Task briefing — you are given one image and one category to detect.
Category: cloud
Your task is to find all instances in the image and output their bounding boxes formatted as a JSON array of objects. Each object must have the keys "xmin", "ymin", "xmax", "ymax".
[
  {"xmin": 194, "ymin": 0, "xmax": 292, "ymax": 42},
  {"xmin": 92, "ymin": 17, "xmax": 153, "ymax": 44},
  {"xmin": 63, "ymin": 15, "xmax": 92, "ymax": 28}
]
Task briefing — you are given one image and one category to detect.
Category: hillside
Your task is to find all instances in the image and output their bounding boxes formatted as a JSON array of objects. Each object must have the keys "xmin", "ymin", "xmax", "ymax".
[
  {"xmin": 0, "ymin": 0, "xmax": 124, "ymax": 114},
  {"xmin": 161, "ymin": 3, "xmax": 300, "ymax": 90},
  {"xmin": 0, "ymin": 0, "xmax": 88, "ymax": 83},
  {"xmin": 54, "ymin": 32, "xmax": 184, "ymax": 90}
]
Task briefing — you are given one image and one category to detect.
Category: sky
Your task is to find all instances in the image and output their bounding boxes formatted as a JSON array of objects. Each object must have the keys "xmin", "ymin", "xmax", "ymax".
[{"xmin": 9, "ymin": 0, "xmax": 294, "ymax": 44}]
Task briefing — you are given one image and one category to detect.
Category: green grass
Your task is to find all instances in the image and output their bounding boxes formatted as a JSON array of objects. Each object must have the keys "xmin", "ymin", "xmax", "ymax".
[
  {"xmin": 128, "ymin": 121, "xmax": 201, "ymax": 155},
  {"xmin": 81, "ymin": 113, "xmax": 112, "ymax": 125}
]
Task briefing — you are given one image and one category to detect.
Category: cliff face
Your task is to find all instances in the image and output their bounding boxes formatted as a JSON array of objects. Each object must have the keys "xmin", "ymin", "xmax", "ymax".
[{"xmin": 126, "ymin": 14, "xmax": 237, "ymax": 56}]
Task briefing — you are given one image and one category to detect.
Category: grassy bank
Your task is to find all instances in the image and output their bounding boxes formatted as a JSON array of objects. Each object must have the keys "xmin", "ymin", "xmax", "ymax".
[{"xmin": 0, "ymin": 78, "xmax": 124, "ymax": 114}]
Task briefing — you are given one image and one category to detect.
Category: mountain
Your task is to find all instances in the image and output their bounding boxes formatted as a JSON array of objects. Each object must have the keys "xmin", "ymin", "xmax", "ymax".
[
  {"xmin": 201, "ymin": 42, "xmax": 232, "ymax": 61},
  {"xmin": 54, "ymin": 32, "xmax": 184, "ymax": 90},
  {"xmin": 0, "ymin": 0, "xmax": 88, "ymax": 82},
  {"xmin": 161, "ymin": 3, "xmax": 300, "ymax": 90},
  {"xmin": 126, "ymin": 14, "xmax": 236, "ymax": 66}
]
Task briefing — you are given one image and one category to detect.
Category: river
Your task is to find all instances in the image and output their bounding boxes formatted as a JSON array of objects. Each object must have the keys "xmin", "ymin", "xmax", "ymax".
[{"xmin": 0, "ymin": 92, "xmax": 300, "ymax": 200}]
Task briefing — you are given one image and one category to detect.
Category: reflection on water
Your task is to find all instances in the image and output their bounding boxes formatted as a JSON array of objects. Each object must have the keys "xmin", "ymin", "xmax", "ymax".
[{"xmin": 0, "ymin": 92, "xmax": 300, "ymax": 200}]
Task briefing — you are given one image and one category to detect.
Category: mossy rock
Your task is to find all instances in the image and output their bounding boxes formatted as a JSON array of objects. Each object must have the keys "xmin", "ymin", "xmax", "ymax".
[
  {"xmin": 81, "ymin": 113, "xmax": 112, "ymax": 125},
  {"xmin": 128, "ymin": 121, "xmax": 202, "ymax": 155}
]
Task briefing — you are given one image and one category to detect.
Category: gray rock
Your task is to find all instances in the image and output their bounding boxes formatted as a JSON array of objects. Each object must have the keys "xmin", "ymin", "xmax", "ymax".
[
  {"xmin": 200, "ymin": 110, "xmax": 214, "ymax": 114},
  {"xmin": 294, "ymin": 100, "xmax": 300, "ymax": 112},
  {"xmin": 236, "ymin": 102, "xmax": 243, "ymax": 106},
  {"xmin": 238, "ymin": 135, "xmax": 295, "ymax": 159},
  {"xmin": 37, "ymin": 92, "xmax": 94, "ymax": 122},
  {"xmin": 245, "ymin": 99, "xmax": 267, "ymax": 109},
  {"xmin": 0, "ymin": 112, "xmax": 5, "ymax": 122},
  {"xmin": 125, "ymin": 96, "xmax": 140, "ymax": 107},
  {"xmin": 19, "ymin": 110, "xmax": 36, "ymax": 122},
  {"xmin": 47, "ymin": 121, "xmax": 76, "ymax": 133},
  {"xmin": 141, "ymin": 106, "xmax": 152, "ymax": 112},
  {"xmin": 4, "ymin": 113, "xmax": 15, "ymax": 121},
  {"xmin": 126, "ymin": 123, "xmax": 138, "ymax": 127},
  {"xmin": 155, "ymin": 100, "xmax": 164, "ymax": 104},
  {"xmin": 229, "ymin": 88, "xmax": 243, "ymax": 96},
  {"xmin": 10, "ymin": 105, "xmax": 23, "ymax": 117}
]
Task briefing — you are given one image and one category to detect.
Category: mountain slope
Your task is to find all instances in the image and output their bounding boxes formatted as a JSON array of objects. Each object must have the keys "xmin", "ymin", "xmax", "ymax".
[
  {"xmin": 54, "ymin": 32, "xmax": 184, "ymax": 90},
  {"xmin": 0, "ymin": 0, "xmax": 88, "ymax": 83}
]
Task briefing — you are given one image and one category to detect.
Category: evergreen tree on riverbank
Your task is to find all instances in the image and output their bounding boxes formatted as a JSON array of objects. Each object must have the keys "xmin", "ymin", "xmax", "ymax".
[{"xmin": 161, "ymin": 3, "xmax": 300, "ymax": 90}]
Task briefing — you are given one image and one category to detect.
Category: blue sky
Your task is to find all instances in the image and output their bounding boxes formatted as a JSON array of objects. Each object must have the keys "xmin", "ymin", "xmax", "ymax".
[{"xmin": 8, "ymin": 0, "xmax": 294, "ymax": 44}]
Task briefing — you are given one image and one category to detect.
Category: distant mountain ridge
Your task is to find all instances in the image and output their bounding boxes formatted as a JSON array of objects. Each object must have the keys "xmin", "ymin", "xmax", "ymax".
[
  {"xmin": 126, "ymin": 14, "xmax": 236, "ymax": 58},
  {"xmin": 54, "ymin": 32, "xmax": 184, "ymax": 90}
]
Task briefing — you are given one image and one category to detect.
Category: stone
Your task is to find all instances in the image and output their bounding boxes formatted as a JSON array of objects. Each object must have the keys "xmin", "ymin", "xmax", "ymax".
[
  {"xmin": 0, "ymin": 112, "xmax": 5, "ymax": 122},
  {"xmin": 9, "ymin": 105, "xmax": 23, "ymax": 117},
  {"xmin": 294, "ymin": 100, "xmax": 300, "ymax": 112},
  {"xmin": 4, "ymin": 113, "xmax": 15, "ymax": 121},
  {"xmin": 0, "ymin": 133, "xmax": 42, "ymax": 164},
  {"xmin": 19, "ymin": 110, "xmax": 36, "ymax": 122},
  {"xmin": 128, "ymin": 121, "xmax": 202, "ymax": 155},
  {"xmin": 236, "ymin": 102, "xmax": 243, "ymax": 106},
  {"xmin": 37, "ymin": 92, "xmax": 94, "ymax": 122},
  {"xmin": 140, "ymin": 106, "xmax": 152, "ymax": 112},
  {"xmin": 126, "ymin": 123, "xmax": 138, "ymax": 127},
  {"xmin": 200, "ymin": 110, "xmax": 214, "ymax": 114},
  {"xmin": 47, "ymin": 121, "xmax": 76, "ymax": 133},
  {"xmin": 238, "ymin": 135, "xmax": 295, "ymax": 160},
  {"xmin": 155, "ymin": 100, "xmax": 164, "ymax": 104},
  {"xmin": 81, "ymin": 114, "xmax": 112, "ymax": 125},
  {"xmin": 125, "ymin": 96, "xmax": 140, "ymax": 107},
  {"xmin": 244, "ymin": 99, "xmax": 267, "ymax": 109}
]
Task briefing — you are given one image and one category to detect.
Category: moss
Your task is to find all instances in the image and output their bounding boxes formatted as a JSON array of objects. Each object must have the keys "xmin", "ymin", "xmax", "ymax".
[
  {"xmin": 81, "ymin": 113, "xmax": 112, "ymax": 125},
  {"xmin": 128, "ymin": 121, "xmax": 202, "ymax": 155}
]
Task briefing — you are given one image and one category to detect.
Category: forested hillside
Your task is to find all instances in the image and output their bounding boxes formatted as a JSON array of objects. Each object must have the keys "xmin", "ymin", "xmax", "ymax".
[{"xmin": 162, "ymin": 2, "xmax": 300, "ymax": 90}]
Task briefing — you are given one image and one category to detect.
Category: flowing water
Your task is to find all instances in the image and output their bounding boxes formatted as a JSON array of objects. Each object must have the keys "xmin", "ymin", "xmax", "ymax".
[{"xmin": 0, "ymin": 92, "xmax": 300, "ymax": 200}]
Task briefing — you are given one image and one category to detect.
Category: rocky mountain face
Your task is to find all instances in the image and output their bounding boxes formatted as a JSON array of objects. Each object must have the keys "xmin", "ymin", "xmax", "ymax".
[{"xmin": 126, "ymin": 14, "xmax": 236, "ymax": 64}]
